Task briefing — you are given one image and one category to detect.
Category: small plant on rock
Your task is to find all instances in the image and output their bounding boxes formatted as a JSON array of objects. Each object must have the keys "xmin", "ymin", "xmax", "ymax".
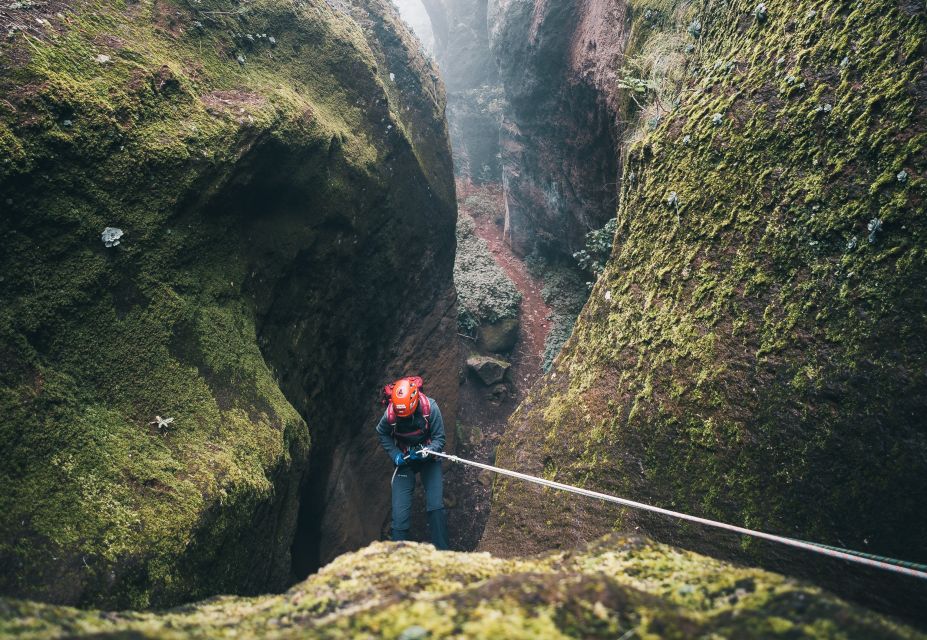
[
  {"xmin": 688, "ymin": 19, "xmax": 702, "ymax": 39},
  {"xmin": 573, "ymin": 217, "xmax": 618, "ymax": 279}
]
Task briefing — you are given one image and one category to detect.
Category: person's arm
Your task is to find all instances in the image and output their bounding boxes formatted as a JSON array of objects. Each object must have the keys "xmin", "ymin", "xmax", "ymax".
[
  {"xmin": 376, "ymin": 412, "xmax": 403, "ymax": 462},
  {"xmin": 427, "ymin": 400, "xmax": 445, "ymax": 453}
]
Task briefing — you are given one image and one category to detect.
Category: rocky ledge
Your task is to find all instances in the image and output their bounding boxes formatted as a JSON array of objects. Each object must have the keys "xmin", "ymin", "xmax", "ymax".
[{"xmin": 1, "ymin": 536, "xmax": 922, "ymax": 639}]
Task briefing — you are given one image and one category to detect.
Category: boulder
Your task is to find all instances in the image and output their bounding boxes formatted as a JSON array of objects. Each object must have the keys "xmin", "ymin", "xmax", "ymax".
[
  {"xmin": 477, "ymin": 317, "xmax": 519, "ymax": 352},
  {"xmin": 466, "ymin": 355, "xmax": 511, "ymax": 385}
]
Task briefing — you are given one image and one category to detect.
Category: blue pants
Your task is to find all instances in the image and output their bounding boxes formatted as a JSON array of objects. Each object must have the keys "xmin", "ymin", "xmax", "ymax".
[{"xmin": 391, "ymin": 459, "xmax": 446, "ymax": 548}]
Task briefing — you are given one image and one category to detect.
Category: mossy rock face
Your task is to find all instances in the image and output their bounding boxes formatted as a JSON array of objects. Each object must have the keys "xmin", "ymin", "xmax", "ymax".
[
  {"xmin": 0, "ymin": 536, "xmax": 921, "ymax": 638},
  {"xmin": 0, "ymin": 0, "xmax": 456, "ymax": 609},
  {"xmin": 483, "ymin": 0, "xmax": 926, "ymax": 613}
]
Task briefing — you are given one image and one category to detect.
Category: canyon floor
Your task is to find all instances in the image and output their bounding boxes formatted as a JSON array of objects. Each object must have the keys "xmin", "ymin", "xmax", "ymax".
[{"xmin": 403, "ymin": 181, "xmax": 555, "ymax": 552}]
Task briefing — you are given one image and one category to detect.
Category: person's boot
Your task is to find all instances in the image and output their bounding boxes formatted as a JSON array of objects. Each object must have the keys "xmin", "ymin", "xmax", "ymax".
[
  {"xmin": 428, "ymin": 508, "xmax": 449, "ymax": 550},
  {"xmin": 391, "ymin": 528, "xmax": 409, "ymax": 542}
]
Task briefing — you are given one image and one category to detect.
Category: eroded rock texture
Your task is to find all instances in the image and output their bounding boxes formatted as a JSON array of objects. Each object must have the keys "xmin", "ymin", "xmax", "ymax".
[
  {"xmin": 483, "ymin": 0, "xmax": 927, "ymax": 618},
  {"xmin": 489, "ymin": 0, "xmax": 626, "ymax": 257},
  {"xmin": 0, "ymin": 0, "xmax": 457, "ymax": 609},
  {"xmin": 2, "ymin": 537, "xmax": 922, "ymax": 639}
]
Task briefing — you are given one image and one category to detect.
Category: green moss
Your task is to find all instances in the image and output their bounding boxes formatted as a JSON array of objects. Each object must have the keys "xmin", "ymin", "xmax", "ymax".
[
  {"xmin": 0, "ymin": 537, "xmax": 920, "ymax": 638},
  {"xmin": 616, "ymin": 0, "xmax": 696, "ymax": 151},
  {"xmin": 483, "ymin": 0, "xmax": 927, "ymax": 600},
  {"xmin": 0, "ymin": 0, "xmax": 452, "ymax": 609}
]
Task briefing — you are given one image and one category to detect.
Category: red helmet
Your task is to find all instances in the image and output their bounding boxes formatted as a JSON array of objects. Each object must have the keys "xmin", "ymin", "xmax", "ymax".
[{"xmin": 390, "ymin": 377, "xmax": 420, "ymax": 418}]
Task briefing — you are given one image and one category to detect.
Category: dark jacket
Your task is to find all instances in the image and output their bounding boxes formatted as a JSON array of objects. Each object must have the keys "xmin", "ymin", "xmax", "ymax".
[{"xmin": 376, "ymin": 395, "xmax": 445, "ymax": 461}]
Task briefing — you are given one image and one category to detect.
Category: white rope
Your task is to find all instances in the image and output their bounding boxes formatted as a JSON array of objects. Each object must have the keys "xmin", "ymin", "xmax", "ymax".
[{"xmin": 424, "ymin": 450, "xmax": 927, "ymax": 580}]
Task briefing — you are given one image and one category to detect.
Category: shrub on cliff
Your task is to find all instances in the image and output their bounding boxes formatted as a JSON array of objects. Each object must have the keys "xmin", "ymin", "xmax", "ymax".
[
  {"xmin": 573, "ymin": 217, "xmax": 618, "ymax": 281},
  {"xmin": 454, "ymin": 213, "xmax": 521, "ymax": 334}
]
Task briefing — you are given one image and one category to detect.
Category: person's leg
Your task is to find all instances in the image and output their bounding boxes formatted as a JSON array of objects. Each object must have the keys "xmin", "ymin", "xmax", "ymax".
[
  {"xmin": 391, "ymin": 464, "xmax": 414, "ymax": 541},
  {"xmin": 421, "ymin": 460, "xmax": 449, "ymax": 550},
  {"xmin": 427, "ymin": 509, "xmax": 449, "ymax": 550}
]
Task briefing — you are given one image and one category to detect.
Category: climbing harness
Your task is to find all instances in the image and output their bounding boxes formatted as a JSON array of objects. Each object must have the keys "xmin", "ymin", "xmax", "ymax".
[
  {"xmin": 387, "ymin": 398, "xmax": 432, "ymax": 454},
  {"xmin": 423, "ymin": 450, "xmax": 927, "ymax": 580}
]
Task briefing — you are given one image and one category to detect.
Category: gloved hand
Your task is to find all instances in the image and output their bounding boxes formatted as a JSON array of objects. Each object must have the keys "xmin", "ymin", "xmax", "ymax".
[
  {"xmin": 407, "ymin": 447, "xmax": 425, "ymax": 461},
  {"xmin": 393, "ymin": 452, "xmax": 407, "ymax": 466}
]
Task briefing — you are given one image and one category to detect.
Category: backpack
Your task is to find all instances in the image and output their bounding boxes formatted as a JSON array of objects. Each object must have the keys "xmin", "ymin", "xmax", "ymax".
[{"xmin": 381, "ymin": 376, "xmax": 432, "ymax": 449}]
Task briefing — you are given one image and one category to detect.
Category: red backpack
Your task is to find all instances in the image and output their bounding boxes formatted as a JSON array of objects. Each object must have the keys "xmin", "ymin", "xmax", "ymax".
[{"xmin": 381, "ymin": 376, "xmax": 432, "ymax": 448}]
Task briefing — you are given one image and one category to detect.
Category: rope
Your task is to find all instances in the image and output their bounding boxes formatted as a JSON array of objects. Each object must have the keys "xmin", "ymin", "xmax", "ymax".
[
  {"xmin": 799, "ymin": 540, "xmax": 927, "ymax": 572},
  {"xmin": 425, "ymin": 450, "xmax": 927, "ymax": 580}
]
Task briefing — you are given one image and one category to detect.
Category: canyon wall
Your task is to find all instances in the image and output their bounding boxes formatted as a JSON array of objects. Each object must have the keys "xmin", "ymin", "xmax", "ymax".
[
  {"xmin": 489, "ymin": 0, "xmax": 627, "ymax": 257},
  {"xmin": 0, "ymin": 0, "xmax": 457, "ymax": 609},
  {"xmin": 483, "ymin": 0, "xmax": 927, "ymax": 615},
  {"xmin": 422, "ymin": 0, "xmax": 503, "ymax": 183}
]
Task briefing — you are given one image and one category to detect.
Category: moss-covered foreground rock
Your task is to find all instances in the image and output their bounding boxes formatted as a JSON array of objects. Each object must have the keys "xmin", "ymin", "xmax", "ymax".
[
  {"xmin": 0, "ymin": 0, "xmax": 456, "ymax": 609},
  {"xmin": 0, "ymin": 536, "xmax": 921, "ymax": 639},
  {"xmin": 482, "ymin": 0, "xmax": 926, "ymax": 613}
]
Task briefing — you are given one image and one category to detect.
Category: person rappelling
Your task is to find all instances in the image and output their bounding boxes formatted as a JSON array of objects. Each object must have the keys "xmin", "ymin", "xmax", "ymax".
[{"xmin": 376, "ymin": 376, "xmax": 449, "ymax": 550}]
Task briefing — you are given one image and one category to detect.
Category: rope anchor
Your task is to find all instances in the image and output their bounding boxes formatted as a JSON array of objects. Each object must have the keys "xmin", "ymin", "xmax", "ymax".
[{"xmin": 426, "ymin": 450, "xmax": 927, "ymax": 580}]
